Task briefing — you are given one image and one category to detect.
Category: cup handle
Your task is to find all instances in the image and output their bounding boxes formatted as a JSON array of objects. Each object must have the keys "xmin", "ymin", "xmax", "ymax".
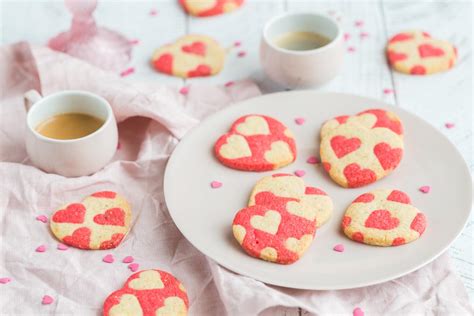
[{"xmin": 24, "ymin": 89, "xmax": 43, "ymax": 112}]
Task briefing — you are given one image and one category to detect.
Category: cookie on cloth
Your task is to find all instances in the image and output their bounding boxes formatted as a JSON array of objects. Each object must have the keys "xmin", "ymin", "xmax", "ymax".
[
  {"xmin": 103, "ymin": 269, "xmax": 189, "ymax": 316},
  {"xmin": 214, "ymin": 115, "xmax": 296, "ymax": 171},
  {"xmin": 179, "ymin": 0, "xmax": 244, "ymax": 17},
  {"xmin": 50, "ymin": 191, "xmax": 131, "ymax": 250},
  {"xmin": 248, "ymin": 173, "xmax": 333, "ymax": 227},
  {"xmin": 232, "ymin": 174, "xmax": 333, "ymax": 264},
  {"xmin": 320, "ymin": 109, "xmax": 404, "ymax": 188},
  {"xmin": 342, "ymin": 189, "xmax": 427, "ymax": 246},
  {"xmin": 152, "ymin": 34, "xmax": 225, "ymax": 78},
  {"xmin": 386, "ymin": 30, "xmax": 457, "ymax": 75}
]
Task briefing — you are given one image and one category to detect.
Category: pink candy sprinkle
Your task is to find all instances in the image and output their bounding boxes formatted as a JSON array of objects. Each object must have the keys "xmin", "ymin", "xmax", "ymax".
[
  {"xmin": 149, "ymin": 9, "xmax": 158, "ymax": 16},
  {"xmin": 347, "ymin": 46, "xmax": 356, "ymax": 52},
  {"xmin": 122, "ymin": 256, "xmax": 134, "ymax": 263},
  {"xmin": 210, "ymin": 181, "xmax": 222, "ymax": 189},
  {"xmin": 343, "ymin": 33, "xmax": 351, "ymax": 41},
  {"xmin": 306, "ymin": 156, "xmax": 319, "ymax": 164},
  {"xmin": 354, "ymin": 20, "xmax": 364, "ymax": 27},
  {"xmin": 383, "ymin": 88, "xmax": 394, "ymax": 94},
  {"xmin": 42, "ymin": 295, "xmax": 54, "ymax": 305},
  {"xmin": 237, "ymin": 51, "xmax": 246, "ymax": 57},
  {"xmin": 234, "ymin": 41, "xmax": 241, "ymax": 47},
  {"xmin": 129, "ymin": 39, "xmax": 140, "ymax": 45},
  {"xmin": 128, "ymin": 263, "xmax": 140, "ymax": 272},
  {"xmin": 333, "ymin": 244, "xmax": 345, "ymax": 252},
  {"xmin": 360, "ymin": 31, "xmax": 369, "ymax": 38},
  {"xmin": 0, "ymin": 277, "xmax": 11, "ymax": 284},
  {"xmin": 120, "ymin": 67, "xmax": 135, "ymax": 77},
  {"xmin": 224, "ymin": 81, "xmax": 235, "ymax": 87},
  {"xmin": 294, "ymin": 170, "xmax": 306, "ymax": 177},
  {"xmin": 36, "ymin": 215, "xmax": 48, "ymax": 223},
  {"xmin": 36, "ymin": 245, "xmax": 46, "ymax": 253},
  {"xmin": 117, "ymin": 142, "xmax": 121, "ymax": 150},
  {"xmin": 419, "ymin": 186, "xmax": 431, "ymax": 194},
  {"xmin": 57, "ymin": 243, "xmax": 68, "ymax": 251},
  {"xmin": 445, "ymin": 122, "xmax": 455, "ymax": 129},
  {"xmin": 294, "ymin": 117, "xmax": 305, "ymax": 125},
  {"xmin": 353, "ymin": 307, "xmax": 364, "ymax": 316},
  {"xmin": 179, "ymin": 86, "xmax": 189, "ymax": 95},
  {"xmin": 327, "ymin": 10, "xmax": 336, "ymax": 16},
  {"xmin": 103, "ymin": 254, "xmax": 115, "ymax": 263}
]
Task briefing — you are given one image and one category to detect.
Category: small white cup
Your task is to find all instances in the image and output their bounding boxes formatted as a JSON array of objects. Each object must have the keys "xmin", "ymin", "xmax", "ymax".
[
  {"xmin": 260, "ymin": 12, "xmax": 344, "ymax": 88},
  {"xmin": 24, "ymin": 90, "xmax": 118, "ymax": 177}
]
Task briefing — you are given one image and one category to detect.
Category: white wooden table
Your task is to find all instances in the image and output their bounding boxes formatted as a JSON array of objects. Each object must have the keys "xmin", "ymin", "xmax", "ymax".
[{"xmin": 1, "ymin": 0, "xmax": 472, "ymax": 313}]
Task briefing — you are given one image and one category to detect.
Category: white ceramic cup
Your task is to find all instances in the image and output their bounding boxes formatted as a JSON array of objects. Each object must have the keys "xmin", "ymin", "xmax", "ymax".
[
  {"xmin": 24, "ymin": 90, "xmax": 118, "ymax": 177},
  {"xmin": 260, "ymin": 12, "xmax": 344, "ymax": 88}
]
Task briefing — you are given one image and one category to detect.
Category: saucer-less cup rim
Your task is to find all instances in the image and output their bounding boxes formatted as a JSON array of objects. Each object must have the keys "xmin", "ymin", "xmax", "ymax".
[
  {"xmin": 26, "ymin": 90, "xmax": 113, "ymax": 143},
  {"xmin": 263, "ymin": 11, "xmax": 342, "ymax": 55}
]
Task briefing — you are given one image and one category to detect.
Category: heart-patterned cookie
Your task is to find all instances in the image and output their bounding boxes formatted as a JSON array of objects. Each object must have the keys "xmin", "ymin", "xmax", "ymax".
[
  {"xmin": 103, "ymin": 269, "xmax": 188, "ymax": 316},
  {"xmin": 342, "ymin": 189, "xmax": 427, "ymax": 246},
  {"xmin": 232, "ymin": 174, "xmax": 333, "ymax": 264},
  {"xmin": 386, "ymin": 30, "xmax": 457, "ymax": 75},
  {"xmin": 152, "ymin": 34, "xmax": 225, "ymax": 78},
  {"xmin": 320, "ymin": 109, "xmax": 404, "ymax": 188},
  {"xmin": 50, "ymin": 191, "xmax": 131, "ymax": 250},
  {"xmin": 214, "ymin": 115, "xmax": 297, "ymax": 171},
  {"xmin": 179, "ymin": 0, "xmax": 244, "ymax": 17}
]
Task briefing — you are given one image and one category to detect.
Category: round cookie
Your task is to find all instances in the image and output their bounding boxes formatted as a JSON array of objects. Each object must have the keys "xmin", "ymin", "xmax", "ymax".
[
  {"xmin": 179, "ymin": 0, "xmax": 244, "ymax": 17},
  {"xmin": 50, "ymin": 191, "xmax": 131, "ymax": 250},
  {"xmin": 320, "ymin": 109, "xmax": 404, "ymax": 188},
  {"xmin": 248, "ymin": 173, "xmax": 333, "ymax": 227},
  {"xmin": 342, "ymin": 189, "xmax": 427, "ymax": 246},
  {"xmin": 214, "ymin": 114, "xmax": 297, "ymax": 171},
  {"xmin": 386, "ymin": 30, "xmax": 457, "ymax": 75},
  {"xmin": 103, "ymin": 269, "xmax": 189, "ymax": 316},
  {"xmin": 152, "ymin": 34, "xmax": 225, "ymax": 78}
]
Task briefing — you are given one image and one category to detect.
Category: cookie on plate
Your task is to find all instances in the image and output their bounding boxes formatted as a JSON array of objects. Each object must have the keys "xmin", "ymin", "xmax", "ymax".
[
  {"xmin": 152, "ymin": 34, "xmax": 225, "ymax": 78},
  {"xmin": 386, "ymin": 30, "xmax": 457, "ymax": 75},
  {"xmin": 103, "ymin": 269, "xmax": 189, "ymax": 316},
  {"xmin": 320, "ymin": 109, "xmax": 404, "ymax": 188},
  {"xmin": 50, "ymin": 191, "xmax": 131, "ymax": 250},
  {"xmin": 342, "ymin": 189, "xmax": 427, "ymax": 246},
  {"xmin": 179, "ymin": 0, "xmax": 244, "ymax": 17},
  {"xmin": 214, "ymin": 114, "xmax": 297, "ymax": 171}
]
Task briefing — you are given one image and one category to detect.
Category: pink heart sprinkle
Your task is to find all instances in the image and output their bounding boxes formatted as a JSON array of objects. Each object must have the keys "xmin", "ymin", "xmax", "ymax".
[
  {"xmin": 57, "ymin": 243, "xmax": 68, "ymax": 251},
  {"xmin": 179, "ymin": 86, "xmax": 189, "ymax": 95},
  {"xmin": 360, "ymin": 31, "xmax": 369, "ymax": 38},
  {"xmin": 225, "ymin": 81, "xmax": 235, "ymax": 87},
  {"xmin": 129, "ymin": 39, "xmax": 140, "ymax": 45},
  {"xmin": 0, "ymin": 277, "xmax": 11, "ymax": 284},
  {"xmin": 354, "ymin": 20, "xmax": 364, "ymax": 27},
  {"xmin": 419, "ymin": 186, "xmax": 431, "ymax": 194},
  {"xmin": 234, "ymin": 41, "xmax": 241, "ymax": 47},
  {"xmin": 445, "ymin": 122, "xmax": 455, "ymax": 129},
  {"xmin": 103, "ymin": 254, "xmax": 115, "ymax": 263},
  {"xmin": 333, "ymin": 244, "xmax": 345, "ymax": 252},
  {"xmin": 128, "ymin": 263, "xmax": 139, "ymax": 272},
  {"xmin": 210, "ymin": 181, "xmax": 222, "ymax": 189},
  {"xmin": 306, "ymin": 156, "xmax": 319, "ymax": 164},
  {"xmin": 343, "ymin": 33, "xmax": 351, "ymax": 41},
  {"xmin": 347, "ymin": 46, "xmax": 356, "ymax": 52},
  {"xmin": 122, "ymin": 256, "xmax": 134, "ymax": 263},
  {"xmin": 353, "ymin": 307, "xmax": 364, "ymax": 316},
  {"xmin": 42, "ymin": 295, "xmax": 54, "ymax": 305},
  {"xmin": 149, "ymin": 9, "xmax": 158, "ymax": 16},
  {"xmin": 294, "ymin": 170, "xmax": 306, "ymax": 177},
  {"xmin": 120, "ymin": 67, "xmax": 135, "ymax": 77},
  {"xmin": 383, "ymin": 88, "xmax": 394, "ymax": 94},
  {"xmin": 36, "ymin": 245, "xmax": 46, "ymax": 253},
  {"xmin": 294, "ymin": 117, "xmax": 305, "ymax": 125},
  {"xmin": 117, "ymin": 142, "xmax": 121, "ymax": 150},
  {"xmin": 36, "ymin": 215, "xmax": 48, "ymax": 223},
  {"xmin": 237, "ymin": 51, "xmax": 246, "ymax": 57}
]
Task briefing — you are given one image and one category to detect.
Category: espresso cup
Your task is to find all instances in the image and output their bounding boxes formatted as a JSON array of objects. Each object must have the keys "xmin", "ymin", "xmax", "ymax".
[
  {"xmin": 260, "ymin": 12, "xmax": 344, "ymax": 88},
  {"xmin": 24, "ymin": 90, "xmax": 118, "ymax": 177}
]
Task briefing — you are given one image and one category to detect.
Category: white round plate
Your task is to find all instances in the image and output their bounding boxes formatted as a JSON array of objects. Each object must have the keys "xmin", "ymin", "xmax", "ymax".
[{"xmin": 164, "ymin": 91, "xmax": 472, "ymax": 290}]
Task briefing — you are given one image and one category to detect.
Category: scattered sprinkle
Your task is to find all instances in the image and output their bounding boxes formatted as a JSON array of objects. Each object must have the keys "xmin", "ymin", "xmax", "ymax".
[
  {"xmin": 327, "ymin": 10, "xmax": 336, "ymax": 16},
  {"xmin": 383, "ymin": 88, "xmax": 394, "ymax": 94},
  {"xmin": 129, "ymin": 39, "xmax": 140, "ymax": 45},
  {"xmin": 128, "ymin": 263, "xmax": 140, "ymax": 272},
  {"xmin": 343, "ymin": 33, "xmax": 351, "ymax": 41},
  {"xmin": 353, "ymin": 307, "xmax": 364, "ymax": 316},
  {"xmin": 347, "ymin": 46, "xmax": 356, "ymax": 52},
  {"xmin": 333, "ymin": 244, "xmax": 345, "ymax": 252},
  {"xmin": 336, "ymin": 16, "xmax": 342, "ymax": 22},
  {"xmin": 294, "ymin": 170, "xmax": 306, "ymax": 177},
  {"xmin": 306, "ymin": 156, "xmax": 320, "ymax": 164},
  {"xmin": 122, "ymin": 256, "xmax": 134, "ymax": 264},
  {"xmin": 120, "ymin": 67, "xmax": 135, "ymax": 77},
  {"xmin": 36, "ymin": 215, "xmax": 48, "ymax": 223},
  {"xmin": 224, "ymin": 81, "xmax": 235, "ymax": 87},
  {"xmin": 237, "ymin": 51, "xmax": 246, "ymax": 58},
  {"xmin": 42, "ymin": 295, "xmax": 54, "ymax": 305},
  {"xmin": 0, "ymin": 277, "xmax": 11, "ymax": 284},
  {"xmin": 360, "ymin": 31, "xmax": 369, "ymax": 39},
  {"xmin": 445, "ymin": 122, "xmax": 455, "ymax": 129},
  {"xmin": 36, "ymin": 245, "xmax": 47, "ymax": 253},
  {"xmin": 149, "ymin": 8, "xmax": 158, "ymax": 16},
  {"xmin": 179, "ymin": 86, "xmax": 189, "ymax": 95},
  {"xmin": 57, "ymin": 243, "xmax": 68, "ymax": 251},
  {"xmin": 210, "ymin": 181, "xmax": 223, "ymax": 189},
  {"xmin": 354, "ymin": 20, "xmax": 364, "ymax": 27},
  {"xmin": 117, "ymin": 142, "xmax": 121, "ymax": 150},
  {"xmin": 419, "ymin": 186, "xmax": 431, "ymax": 194},
  {"xmin": 103, "ymin": 254, "xmax": 115, "ymax": 263},
  {"xmin": 233, "ymin": 41, "xmax": 241, "ymax": 47},
  {"xmin": 294, "ymin": 117, "xmax": 305, "ymax": 125}
]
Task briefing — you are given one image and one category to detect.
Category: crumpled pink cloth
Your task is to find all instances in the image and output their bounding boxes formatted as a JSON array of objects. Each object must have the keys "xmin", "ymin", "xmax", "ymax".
[{"xmin": 0, "ymin": 42, "xmax": 472, "ymax": 316}]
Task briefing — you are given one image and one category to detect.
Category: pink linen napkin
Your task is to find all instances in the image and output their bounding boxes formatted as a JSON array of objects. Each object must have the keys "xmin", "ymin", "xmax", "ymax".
[{"xmin": 0, "ymin": 42, "xmax": 472, "ymax": 315}]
